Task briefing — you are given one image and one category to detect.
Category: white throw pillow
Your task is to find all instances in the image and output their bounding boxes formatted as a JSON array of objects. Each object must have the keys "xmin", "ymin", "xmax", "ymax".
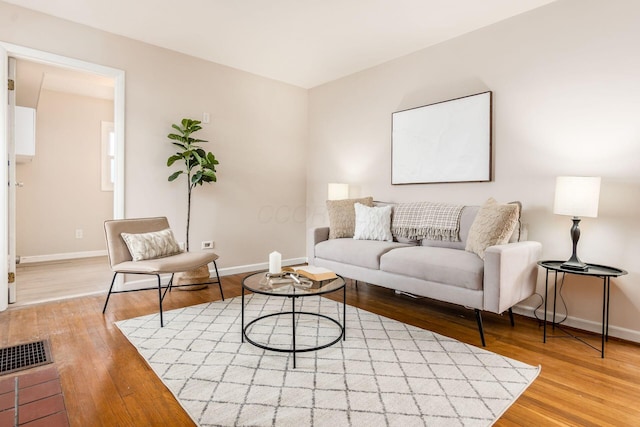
[
  {"xmin": 353, "ymin": 203, "xmax": 393, "ymax": 242},
  {"xmin": 121, "ymin": 228, "xmax": 182, "ymax": 261}
]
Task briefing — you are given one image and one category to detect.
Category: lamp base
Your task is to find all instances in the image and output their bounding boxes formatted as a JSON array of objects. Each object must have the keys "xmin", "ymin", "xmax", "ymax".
[
  {"xmin": 560, "ymin": 260, "xmax": 589, "ymax": 271},
  {"xmin": 561, "ymin": 216, "xmax": 589, "ymax": 271}
]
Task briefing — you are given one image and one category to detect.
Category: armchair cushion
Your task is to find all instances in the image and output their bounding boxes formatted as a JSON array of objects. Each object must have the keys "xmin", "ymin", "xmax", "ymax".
[{"xmin": 112, "ymin": 251, "xmax": 219, "ymax": 274}]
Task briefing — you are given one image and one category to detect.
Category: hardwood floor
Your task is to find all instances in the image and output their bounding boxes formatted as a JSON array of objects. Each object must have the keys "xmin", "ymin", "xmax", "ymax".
[
  {"xmin": 1, "ymin": 273, "xmax": 639, "ymax": 426},
  {"xmin": 14, "ymin": 257, "xmax": 113, "ymax": 307}
]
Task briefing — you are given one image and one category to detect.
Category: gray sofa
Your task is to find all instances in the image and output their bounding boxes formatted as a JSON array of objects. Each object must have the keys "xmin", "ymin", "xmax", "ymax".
[{"xmin": 307, "ymin": 204, "xmax": 542, "ymax": 346}]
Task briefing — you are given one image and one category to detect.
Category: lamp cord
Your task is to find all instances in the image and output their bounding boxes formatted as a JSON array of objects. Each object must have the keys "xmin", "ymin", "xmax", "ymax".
[{"xmin": 532, "ymin": 273, "xmax": 568, "ymax": 324}]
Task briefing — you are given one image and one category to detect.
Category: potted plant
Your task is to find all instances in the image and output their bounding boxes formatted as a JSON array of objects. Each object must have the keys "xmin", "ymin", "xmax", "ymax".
[{"xmin": 167, "ymin": 118, "xmax": 219, "ymax": 287}]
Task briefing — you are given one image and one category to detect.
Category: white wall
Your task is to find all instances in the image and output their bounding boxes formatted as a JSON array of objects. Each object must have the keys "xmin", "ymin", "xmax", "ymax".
[
  {"xmin": 308, "ymin": 0, "xmax": 640, "ymax": 341},
  {"xmin": 0, "ymin": 1, "xmax": 308, "ymax": 270},
  {"xmin": 16, "ymin": 90, "xmax": 114, "ymax": 256},
  {"xmin": 3, "ymin": 0, "xmax": 639, "ymax": 341}
]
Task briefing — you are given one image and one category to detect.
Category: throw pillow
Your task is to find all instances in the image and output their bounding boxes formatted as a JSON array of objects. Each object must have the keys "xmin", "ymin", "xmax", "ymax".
[
  {"xmin": 353, "ymin": 203, "xmax": 393, "ymax": 241},
  {"xmin": 121, "ymin": 228, "xmax": 182, "ymax": 261},
  {"xmin": 327, "ymin": 196, "xmax": 374, "ymax": 239},
  {"xmin": 508, "ymin": 200, "xmax": 523, "ymax": 243},
  {"xmin": 465, "ymin": 198, "xmax": 520, "ymax": 259}
]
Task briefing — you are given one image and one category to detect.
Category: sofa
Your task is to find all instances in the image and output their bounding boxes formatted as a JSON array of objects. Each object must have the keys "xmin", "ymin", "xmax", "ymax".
[{"xmin": 307, "ymin": 197, "xmax": 542, "ymax": 346}]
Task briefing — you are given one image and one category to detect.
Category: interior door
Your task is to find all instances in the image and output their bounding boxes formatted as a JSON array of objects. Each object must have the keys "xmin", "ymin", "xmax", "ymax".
[
  {"xmin": 1, "ymin": 45, "xmax": 9, "ymax": 311},
  {"xmin": 7, "ymin": 57, "xmax": 16, "ymax": 304}
]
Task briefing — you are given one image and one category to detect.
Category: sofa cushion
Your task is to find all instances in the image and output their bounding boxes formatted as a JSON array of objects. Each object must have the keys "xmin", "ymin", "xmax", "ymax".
[
  {"xmin": 327, "ymin": 196, "xmax": 374, "ymax": 239},
  {"xmin": 353, "ymin": 203, "xmax": 393, "ymax": 241},
  {"xmin": 466, "ymin": 198, "xmax": 520, "ymax": 259},
  {"xmin": 380, "ymin": 246, "xmax": 484, "ymax": 291},
  {"xmin": 315, "ymin": 238, "xmax": 409, "ymax": 270}
]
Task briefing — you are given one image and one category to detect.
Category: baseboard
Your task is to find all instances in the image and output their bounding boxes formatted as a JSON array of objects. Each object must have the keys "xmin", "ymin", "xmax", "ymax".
[
  {"xmin": 115, "ymin": 257, "xmax": 308, "ymax": 292},
  {"xmin": 18, "ymin": 250, "xmax": 108, "ymax": 264},
  {"xmin": 512, "ymin": 302, "xmax": 640, "ymax": 344}
]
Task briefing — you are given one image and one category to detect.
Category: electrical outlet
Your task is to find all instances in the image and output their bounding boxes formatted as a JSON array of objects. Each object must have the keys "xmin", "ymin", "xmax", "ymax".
[
  {"xmin": 201, "ymin": 240, "xmax": 214, "ymax": 249},
  {"xmin": 75, "ymin": 229, "xmax": 83, "ymax": 239},
  {"xmin": 178, "ymin": 242, "xmax": 186, "ymax": 251}
]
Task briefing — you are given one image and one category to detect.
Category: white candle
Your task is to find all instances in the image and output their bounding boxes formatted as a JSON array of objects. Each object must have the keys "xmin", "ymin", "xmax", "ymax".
[{"xmin": 269, "ymin": 251, "xmax": 281, "ymax": 274}]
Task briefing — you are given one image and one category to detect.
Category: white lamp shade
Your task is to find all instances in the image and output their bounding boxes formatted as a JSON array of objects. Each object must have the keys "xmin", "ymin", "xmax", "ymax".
[
  {"xmin": 553, "ymin": 176, "xmax": 601, "ymax": 218},
  {"xmin": 327, "ymin": 183, "xmax": 349, "ymax": 200}
]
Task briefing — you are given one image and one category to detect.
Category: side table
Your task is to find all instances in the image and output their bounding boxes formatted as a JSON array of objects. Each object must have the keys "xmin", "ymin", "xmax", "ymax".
[{"xmin": 538, "ymin": 260, "xmax": 627, "ymax": 358}]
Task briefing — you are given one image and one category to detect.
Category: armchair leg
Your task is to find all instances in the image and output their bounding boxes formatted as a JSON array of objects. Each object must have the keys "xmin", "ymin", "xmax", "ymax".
[
  {"xmin": 102, "ymin": 273, "xmax": 119, "ymax": 314},
  {"xmin": 475, "ymin": 309, "xmax": 486, "ymax": 347},
  {"xmin": 157, "ymin": 274, "xmax": 166, "ymax": 327},
  {"xmin": 508, "ymin": 308, "xmax": 515, "ymax": 327},
  {"xmin": 213, "ymin": 260, "xmax": 224, "ymax": 301},
  {"xmin": 101, "ymin": 271, "xmax": 178, "ymax": 328}
]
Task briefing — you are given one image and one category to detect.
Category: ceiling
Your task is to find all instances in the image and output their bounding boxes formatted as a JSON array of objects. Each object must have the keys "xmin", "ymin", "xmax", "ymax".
[{"xmin": 6, "ymin": 0, "xmax": 556, "ymax": 88}]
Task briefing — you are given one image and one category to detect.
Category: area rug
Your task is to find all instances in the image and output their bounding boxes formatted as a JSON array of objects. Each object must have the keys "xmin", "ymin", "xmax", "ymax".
[{"xmin": 116, "ymin": 294, "xmax": 540, "ymax": 426}]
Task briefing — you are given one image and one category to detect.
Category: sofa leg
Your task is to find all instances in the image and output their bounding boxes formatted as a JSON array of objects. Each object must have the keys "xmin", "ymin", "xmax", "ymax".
[
  {"xmin": 508, "ymin": 307, "xmax": 515, "ymax": 327},
  {"xmin": 475, "ymin": 309, "xmax": 486, "ymax": 347}
]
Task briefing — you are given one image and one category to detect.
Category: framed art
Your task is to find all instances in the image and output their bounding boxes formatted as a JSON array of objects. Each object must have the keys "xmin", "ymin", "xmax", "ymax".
[{"xmin": 391, "ymin": 91, "xmax": 492, "ymax": 184}]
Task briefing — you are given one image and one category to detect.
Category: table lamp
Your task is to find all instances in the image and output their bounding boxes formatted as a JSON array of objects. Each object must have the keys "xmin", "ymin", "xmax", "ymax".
[
  {"xmin": 327, "ymin": 183, "xmax": 349, "ymax": 200},
  {"xmin": 553, "ymin": 176, "xmax": 601, "ymax": 271}
]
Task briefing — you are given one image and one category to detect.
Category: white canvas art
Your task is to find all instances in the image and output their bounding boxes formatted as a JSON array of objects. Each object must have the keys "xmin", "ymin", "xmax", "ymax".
[{"xmin": 392, "ymin": 91, "xmax": 492, "ymax": 184}]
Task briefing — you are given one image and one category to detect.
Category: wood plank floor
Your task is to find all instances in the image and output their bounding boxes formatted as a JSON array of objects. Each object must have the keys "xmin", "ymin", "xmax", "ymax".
[
  {"xmin": 14, "ymin": 257, "xmax": 113, "ymax": 307},
  {"xmin": 1, "ymin": 273, "xmax": 639, "ymax": 426}
]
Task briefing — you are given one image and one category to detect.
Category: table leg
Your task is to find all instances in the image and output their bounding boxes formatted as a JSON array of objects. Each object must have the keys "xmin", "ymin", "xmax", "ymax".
[
  {"xmin": 241, "ymin": 288, "xmax": 245, "ymax": 343},
  {"xmin": 552, "ymin": 271, "xmax": 560, "ymax": 330},
  {"xmin": 606, "ymin": 277, "xmax": 611, "ymax": 342},
  {"xmin": 292, "ymin": 296, "xmax": 296, "ymax": 369},
  {"xmin": 343, "ymin": 284, "xmax": 346, "ymax": 341},
  {"xmin": 544, "ymin": 269, "xmax": 549, "ymax": 343},
  {"xmin": 601, "ymin": 277, "xmax": 609, "ymax": 358}
]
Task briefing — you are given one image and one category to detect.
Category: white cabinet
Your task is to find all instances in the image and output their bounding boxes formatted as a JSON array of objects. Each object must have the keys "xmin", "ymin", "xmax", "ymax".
[{"xmin": 16, "ymin": 106, "xmax": 36, "ymax": 163}]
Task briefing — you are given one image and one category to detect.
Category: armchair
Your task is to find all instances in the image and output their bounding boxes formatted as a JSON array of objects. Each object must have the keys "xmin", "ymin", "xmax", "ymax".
[{"xmin": 102, "ymin": 217, "xmax": 223, "ymax": 326}]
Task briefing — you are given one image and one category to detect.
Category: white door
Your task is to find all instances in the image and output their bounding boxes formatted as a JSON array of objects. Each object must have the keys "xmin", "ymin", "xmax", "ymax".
[
  {"xmin": 0, "ymin": 45, "xmax": 9, "ymax": 311},
  {"xmin": 7, "ymin": 57, "xmax": 17, "ymax": 304}
]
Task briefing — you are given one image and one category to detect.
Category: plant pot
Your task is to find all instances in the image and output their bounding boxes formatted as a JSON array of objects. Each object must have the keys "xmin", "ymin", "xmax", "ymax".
[{"xmin": 174, "ymin": 264, "xmax": 211, "ymax": 291}]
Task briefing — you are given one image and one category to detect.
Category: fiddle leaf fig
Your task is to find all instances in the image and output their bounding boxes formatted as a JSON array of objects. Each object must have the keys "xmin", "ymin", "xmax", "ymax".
[{"xmin": 166, "ymin": 118, "xmax": 219, "ymax": 251}]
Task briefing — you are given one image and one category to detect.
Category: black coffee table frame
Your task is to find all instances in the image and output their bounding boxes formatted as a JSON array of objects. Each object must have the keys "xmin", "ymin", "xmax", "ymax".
[{"xmin": 241, "ymin": 271, "xmax": 346, "ymax": 368}]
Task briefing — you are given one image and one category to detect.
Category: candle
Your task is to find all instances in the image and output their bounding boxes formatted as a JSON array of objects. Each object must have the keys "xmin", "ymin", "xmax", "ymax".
[{"xmin": 269, "ymin": 251, "xmax": 281, "ymax": 274}]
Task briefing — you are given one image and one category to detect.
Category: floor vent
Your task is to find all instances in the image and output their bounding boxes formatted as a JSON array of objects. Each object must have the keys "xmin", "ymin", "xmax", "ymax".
[{"xmin": 0, "ymin": 339, "xmax": 53, "ymax": 375}]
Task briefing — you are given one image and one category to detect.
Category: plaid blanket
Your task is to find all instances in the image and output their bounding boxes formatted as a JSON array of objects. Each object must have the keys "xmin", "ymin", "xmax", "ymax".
[{"xmin": 391, "ymin": 202, "xmax": 464, "ymax": 241}]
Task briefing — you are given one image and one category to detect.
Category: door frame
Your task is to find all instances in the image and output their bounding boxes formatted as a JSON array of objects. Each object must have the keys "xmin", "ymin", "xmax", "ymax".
[{"xmin": 0, "ymin": 42, "xmax": 125, "ymax": 311}]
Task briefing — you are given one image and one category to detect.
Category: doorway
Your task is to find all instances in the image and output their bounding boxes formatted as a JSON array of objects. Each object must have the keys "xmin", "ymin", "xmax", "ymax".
[
  {"xmin": 1, "ymin": 42, "xmax": 125, "ymax": 310},
  {"xmin": 14, "ymin": 59, "xmax": 115, "ymax": 306}
]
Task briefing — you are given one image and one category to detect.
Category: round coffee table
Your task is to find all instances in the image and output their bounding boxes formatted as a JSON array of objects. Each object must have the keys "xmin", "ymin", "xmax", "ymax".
[{"xmin": 241, "ymin": 271, "xmax": 346, "ymax": 368}]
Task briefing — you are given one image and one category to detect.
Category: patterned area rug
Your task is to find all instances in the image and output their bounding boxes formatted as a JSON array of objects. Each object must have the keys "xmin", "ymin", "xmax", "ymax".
[{"xmin": 116, "ymin": 294, "xmax": 539, "ymax": 426}]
